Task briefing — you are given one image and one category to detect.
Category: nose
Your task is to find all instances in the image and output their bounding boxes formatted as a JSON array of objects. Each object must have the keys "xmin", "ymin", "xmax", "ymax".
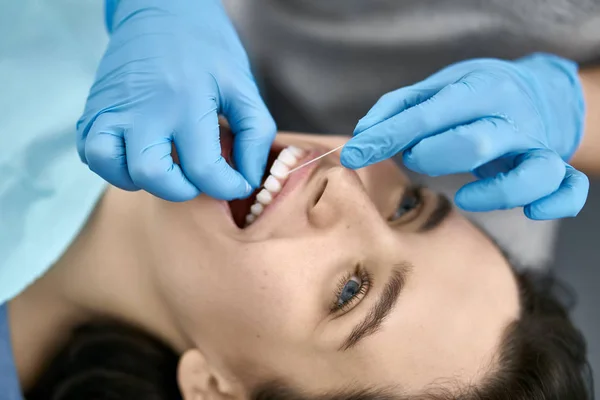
[{"xmin": 309, "ymin": 166, "xmax": 384, "ymax": 231}]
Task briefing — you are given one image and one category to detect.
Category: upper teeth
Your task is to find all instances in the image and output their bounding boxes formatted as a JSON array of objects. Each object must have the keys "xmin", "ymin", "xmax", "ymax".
[{"xmin": 245, "ymin": 145, "xmax": 306, "ymax": 226}]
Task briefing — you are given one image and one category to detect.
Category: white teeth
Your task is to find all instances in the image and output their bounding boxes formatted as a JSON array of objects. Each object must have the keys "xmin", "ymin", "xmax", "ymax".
[
  {"xmin": 256, "ymin": 189, "xmax": 273, "ymax": 205},
  {"xmin": 263, "ymin": 175, "xmax": 282, "ymax": 193},
  {"xmin": 243, "ymin": 145, "xmax": 309, "ymax": 227},
  {"xmin": 277, "ymin": 148, "xmax": 298, "ymax": 167},
  {"xmin": 287, "ymin": 146, "xmax": 305, "ymax": 158},
  {"xmin": 250, "ymin": 203, "xmax": 264, "ymax": 216},
  {"xmin": 270, "ymin": 159, "xmax": 290, "ymax": 180}
]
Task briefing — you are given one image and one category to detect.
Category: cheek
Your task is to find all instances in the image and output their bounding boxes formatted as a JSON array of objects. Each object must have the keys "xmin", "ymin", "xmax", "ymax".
[{"xmin": 217, "ymin": 244, "xmax": 328, "ymax": 339}]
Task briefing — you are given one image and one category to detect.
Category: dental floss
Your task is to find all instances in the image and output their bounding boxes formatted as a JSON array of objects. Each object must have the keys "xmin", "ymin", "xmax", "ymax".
[
  {"xmin": 255, "ymin": 143, "xmax": 346, "ymax": 192},
  {"xmin": 286, "ymin": 144, "xmax": 345, "ymax": 175}
]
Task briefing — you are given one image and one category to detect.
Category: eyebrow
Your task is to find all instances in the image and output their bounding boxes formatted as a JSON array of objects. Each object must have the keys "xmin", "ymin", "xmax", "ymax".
[
  {"xmin": 339, "ymin": 264, "xmax": 411, "ymax": 351},
  {"xmin": 418, "ymin": 192, "xmax": 452, "ymax": 233}
]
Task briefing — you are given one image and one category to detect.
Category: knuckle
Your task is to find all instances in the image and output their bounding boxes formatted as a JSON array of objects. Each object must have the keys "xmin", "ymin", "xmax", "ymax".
[
  {"xmin": 497, "ymin": 184, "xmax": 512, "ymax": 209},
  {"xmin": 537, "ymin": 152, "xmax": 565, "ymax": 182},
  {"xmin": 410, "ymin": 100, "xmax": 438, "ymax": 133},
  {"xmin": 459, "ymin": 70, "xmax": 492, "ymax": 91},
  {"xmin": 467, "ymin": 119, "xmax": 505, "ymax": 160},
  {"xmin": 265, "ymin": 117, "xmax": 277, "ymax": 135},
  {"xmin": 85, "ymin": 140, "xmax": 114, "ymax": 165},
  {"xmin": 378, "ymin": 91, "xmax": 395, "ymax": 104},
  {"xmin": 468, "ymin": 133, "xmax": 494, "ymax": 161},
  {"xmin": 492, "ymin": 71, "xmax": 522, "ymax": 98},
  {"xmin": 482, "ymin": 117, "xmax": 501, "ymax": 130},
  {"xmin": 365, "ymin": 135, "xmax": 398, "ymax": 164},
  {"xmin": 155, "ymin": 71, "xmax": 187, "ymax": 97},
  {"xmin": 490, "ymin": 174, "xmax": 514, "ymax": 208},
  {"xmin": 129, "ymin": 161, "xmax": 164, "ymax": 185},
  {"xmin": 151, "ymin": 63, "xmax": 198, "ymax": 98},
  {"xmin": 76, "ymin": 116, "xmax": 89, "ymax": 137},
  {"xmin": 570, "ymin": 169, "xmax": 590, "ymax": 188},
  {"xmin": 257, "ymin": 117, "xmax": 278, "ymax": 140},
  {"xmin": 496, "ymin": 184, "xmax": 513, "ymax": 209},
  {"xmin": 511, "ymin": 164, "xmax": 530, "ymax": 182},
  {"xmin": 455, "ymin": 78, "xmax": 479, "ymax": 93},
  {"xmin": 185, "ymin": 158, "xmax": 223, "ymax": 183},
  {"xmin": 236, "ymin": 113, "xmax": 277, "ymax": 138},
  {"xmin": 380, "ymin": 129, "xmax": 402, "ymax": 155},
  {"xmin": 564, "ymin": 174, "xmax": 590, "ymax": 203},
  {"xmin": 464, "ymin": 66, "xmax": 518, "ymax": 97},
  {"xmin": 550, "ymin": 163, "xmax": 567, "ymax": 183}
]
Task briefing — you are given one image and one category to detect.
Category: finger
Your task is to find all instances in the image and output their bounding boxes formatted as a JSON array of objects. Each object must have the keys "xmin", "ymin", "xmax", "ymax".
[
  {"xmin": 125, "ymin": 116, "xmax": 201, "ymax": 202},
  {"xmin": 222, "ymin": 76, "xmax": 277, "ymax": 189},
  {"xmin": 525, "ymin": 166, "xmax": 589, "ymax": 220},
  {"xmin": 354, "ymin": 85, "xmax": 440, "ymax": 134},
  {"xmin": 84, "ymin": 113, "xmax": 139, "ymax": 191},
  {"xmin": 455, "ymin": 149, "xmax": 565, "ymax": 212},
  {"xmin": 342, "ymin": 74, "xmax": 497, "ymax": 169},
  {"xmin": 76, "ymin": 115, "xmax": 91, "ymax": 165},
  {"xmin": 176, "ymin": 92, "xmax": 252, "ymax": 200},
  {"xmin": 402, "ymin": 117, "xmax": 532, "ymax": 176}
]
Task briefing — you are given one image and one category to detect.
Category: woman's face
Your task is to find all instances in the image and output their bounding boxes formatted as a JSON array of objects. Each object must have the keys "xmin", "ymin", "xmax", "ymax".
[{"xmin": 149, "ymin": 133, "xmax": 520, "ymax": 396}]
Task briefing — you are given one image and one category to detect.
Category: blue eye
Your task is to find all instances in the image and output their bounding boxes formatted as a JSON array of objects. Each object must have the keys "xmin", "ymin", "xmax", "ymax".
[
  {"xmin": 390, "ymin": 187, "xmax": 423, "ymax": 222},
  {"xmin": 337, "ymin": 278, "xmax": 361, "ymax": 307},
  {"xmin": 332, "ymin": 268, "xmax": 372, "ymax": 313}
]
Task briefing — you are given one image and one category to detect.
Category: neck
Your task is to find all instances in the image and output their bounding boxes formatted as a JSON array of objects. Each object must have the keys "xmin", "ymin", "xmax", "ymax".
[{"xmin": 8, "ymin": 188, "xmax": 189, "ymax": 390}]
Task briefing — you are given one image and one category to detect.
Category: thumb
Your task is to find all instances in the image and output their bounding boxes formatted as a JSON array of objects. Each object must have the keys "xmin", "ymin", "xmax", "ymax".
[{"xmin": 223, "ymin": 76, "xmax": 277, "ymax": 189}]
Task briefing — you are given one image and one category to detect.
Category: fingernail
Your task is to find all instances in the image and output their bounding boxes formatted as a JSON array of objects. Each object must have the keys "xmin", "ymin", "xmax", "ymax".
[{"xmin": 341, "ymin": 146, "xmax": 364, "ymax": 169}]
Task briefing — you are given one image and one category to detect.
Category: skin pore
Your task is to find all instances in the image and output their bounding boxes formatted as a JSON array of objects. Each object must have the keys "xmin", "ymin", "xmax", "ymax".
[{"xmin": 8, "ymin": 132, "xmax": 520, "ymax": 399}]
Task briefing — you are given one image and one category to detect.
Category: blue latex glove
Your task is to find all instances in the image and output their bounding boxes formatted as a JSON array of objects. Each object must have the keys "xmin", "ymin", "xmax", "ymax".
[
  {"xmin": 77, "ymin": 0, "xmax": 276, "ymax": 201},
  {"xmin": 341, "ymin": 53, "xmax": 589, "ymax": 220}
]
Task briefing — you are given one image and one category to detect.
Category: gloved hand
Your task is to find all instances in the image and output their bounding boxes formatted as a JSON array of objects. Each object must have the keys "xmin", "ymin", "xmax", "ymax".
[
  {"xmin": 341, "ymin": 53, "xmax": 589, "ymax": 220},
  {"xmin": 77, "ymin": 0, "xmax": 276, "ymax": 201}
]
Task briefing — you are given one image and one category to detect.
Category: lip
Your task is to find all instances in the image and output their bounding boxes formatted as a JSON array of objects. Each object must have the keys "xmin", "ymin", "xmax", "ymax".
[{"xmin": 241, "ymin": 147, "xmax": 327, "ymax": 232}]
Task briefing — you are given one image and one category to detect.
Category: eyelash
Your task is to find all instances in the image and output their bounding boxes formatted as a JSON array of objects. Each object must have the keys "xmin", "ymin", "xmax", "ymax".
[
  {"xmin": 389, "ymin": 186, "xmax": 424, "ymax": 223},
  {"xmin": 330, "ymin": 265, "xmax": 372, "ymax": 314}
]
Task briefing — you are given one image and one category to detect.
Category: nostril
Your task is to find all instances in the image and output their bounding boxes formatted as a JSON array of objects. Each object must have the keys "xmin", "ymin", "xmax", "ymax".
[{"xmin": 313, "ymin": 178, "xmax": 328, "ymax": 207}]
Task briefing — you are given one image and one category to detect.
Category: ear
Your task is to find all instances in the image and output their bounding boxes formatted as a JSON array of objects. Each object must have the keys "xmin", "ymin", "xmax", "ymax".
[{"xmin": 177, "ymin": 349, "xmax": 243, "ymax": 400}]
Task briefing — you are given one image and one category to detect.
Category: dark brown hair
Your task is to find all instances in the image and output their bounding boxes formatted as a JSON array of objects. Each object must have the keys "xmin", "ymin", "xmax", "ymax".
[{"xmin": 27, "ymin": 272, "xmax": 593, "ymax": 400}]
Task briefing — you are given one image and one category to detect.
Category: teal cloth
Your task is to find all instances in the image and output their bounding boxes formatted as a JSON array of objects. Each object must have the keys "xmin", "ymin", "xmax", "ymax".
[
  {"xmin": 0, "ymin": 1, "xmax": 109, "ymax": 304},
  {"xmin": 0, "ymin": 303, "xmax": 22, "ymax": 400}
]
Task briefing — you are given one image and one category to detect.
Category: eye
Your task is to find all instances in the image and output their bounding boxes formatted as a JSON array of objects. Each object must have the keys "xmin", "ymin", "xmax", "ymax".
[
  {"xmin": 389, "ymin": 187, "xmax": 424, "ymax": 223},
  {"xmin": 331, "ymin": 267, "xmax": 371, "ymax": 314}
]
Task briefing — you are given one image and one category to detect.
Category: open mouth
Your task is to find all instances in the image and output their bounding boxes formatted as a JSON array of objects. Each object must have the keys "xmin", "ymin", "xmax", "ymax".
[{"xmin": 224, "ymin": 141, "xmax": 308, "ymax": 229}]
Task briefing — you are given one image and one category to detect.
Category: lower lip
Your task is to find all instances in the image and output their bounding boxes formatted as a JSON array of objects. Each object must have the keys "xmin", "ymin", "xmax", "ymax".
[{"xmin": 218, "ymin": 199, "xmax": 236, "ymax": 225}]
